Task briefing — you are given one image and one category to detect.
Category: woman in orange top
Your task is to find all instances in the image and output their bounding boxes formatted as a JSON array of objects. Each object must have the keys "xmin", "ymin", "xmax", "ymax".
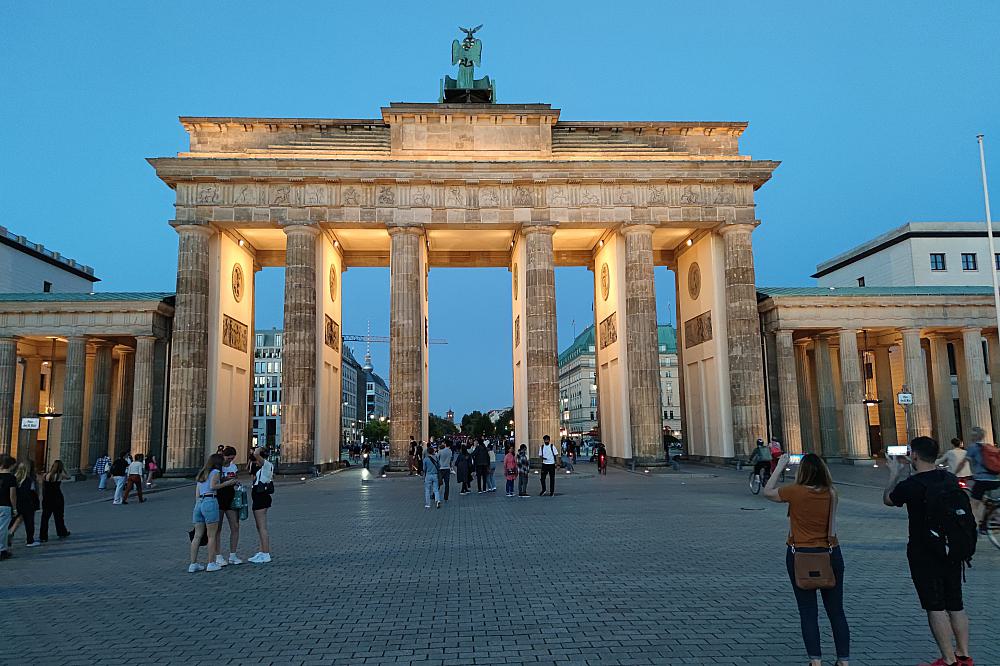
[{"xmin": 764, "ymin": 453, "xmax": 850, "ymax": 666}]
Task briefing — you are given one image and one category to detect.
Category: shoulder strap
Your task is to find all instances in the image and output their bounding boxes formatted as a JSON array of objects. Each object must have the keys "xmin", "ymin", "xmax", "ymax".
[{"xmin": 826, "ymin": 487, "xmax": 837, "ymax": 547}]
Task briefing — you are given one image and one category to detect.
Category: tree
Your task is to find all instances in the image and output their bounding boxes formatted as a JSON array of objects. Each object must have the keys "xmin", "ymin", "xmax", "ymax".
[
  {"xmin": 429, "ymin": 412, "xmax": 458, "ymax": 439},
  {"xmin": 460, "ymin": 410, "xmax": 494, "ymax": 438},
  {"xmin": 493, "ymin": 408, "xmax": 514, "ymax": 440},
  {"xmin": 363, "ymin": 418, "xmax": 389, "ymax": 443}
]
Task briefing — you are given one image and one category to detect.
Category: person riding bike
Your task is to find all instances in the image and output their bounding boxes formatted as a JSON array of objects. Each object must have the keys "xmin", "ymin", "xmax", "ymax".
[
  {"xmin": 749, "ymin": 438, "xmax": 772, "ymax": 483},
  {"xmin": 596, "ymin": 442, "xmax": 608, "ymax": 474},
  {"xmin": 769, "ymin": 437, "xmax": 783, "ymax": 474}
]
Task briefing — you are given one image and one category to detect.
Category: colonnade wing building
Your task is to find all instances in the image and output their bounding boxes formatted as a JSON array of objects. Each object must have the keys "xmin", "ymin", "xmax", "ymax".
[{"xmin": 147, "ymin": 101, "xmax": 779, "ymax": 473}]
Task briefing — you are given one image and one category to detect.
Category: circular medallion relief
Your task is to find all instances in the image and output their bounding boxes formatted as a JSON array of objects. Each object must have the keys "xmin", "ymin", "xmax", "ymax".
[
  {"xmin": 231, "ymin": 263, "xmax": 244, "ymax": 303},
  {"xmin": 513, "ymin": 262, "xmax": 519, "ymax": 300},
  {"xmin": 687, "ymin": 262, "xmax": 702, "ymax": 300},
  {"xmin": 600, "ymin": 263, "xmax": 610, "ymax": 301},
  {"xmin": 329, "ymin": 265, "xmax": 337, "ymax": 303}
]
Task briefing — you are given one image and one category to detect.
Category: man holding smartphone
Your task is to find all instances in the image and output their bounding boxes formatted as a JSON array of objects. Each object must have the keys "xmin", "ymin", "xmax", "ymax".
[{"xmin": 883, "ymin": 437, "xmax": 974, "ymax": 666}]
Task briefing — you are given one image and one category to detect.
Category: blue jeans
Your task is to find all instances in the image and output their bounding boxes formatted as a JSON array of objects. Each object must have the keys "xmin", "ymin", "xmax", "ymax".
[
  {"xmin": 785, "ymin": 546, "xmax": 850, "ymax": 661},
  {"xmin": 505, "ymin": 478, "xmax": 515, "ymax": 495},
  {"xmin": 192, "ymin": 497, "xmax": 220, "ymax": 524},
  {"xmin": 423, "ymin": 474, "xmax": 440, "ymax": 506},
  {"xmin": 97, "ymin": 473, "xmax": 108, "ymax": 490},
  {"xmin": 486, "ymin": 467, "xmax": 496, "ymax": 491}
]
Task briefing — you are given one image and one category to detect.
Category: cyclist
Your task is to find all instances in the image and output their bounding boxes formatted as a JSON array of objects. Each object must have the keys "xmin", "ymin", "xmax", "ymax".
[
  {"xmin": 769, "ymin": 437, "xmax": 783, "ymax": 474},
  {"xmin": 966, "ymin": 426, "xmax": 1000, "ymax": 531},
  {"xmin": 749, "ymin": 438, "xmax": 772, "ymax": 484}
]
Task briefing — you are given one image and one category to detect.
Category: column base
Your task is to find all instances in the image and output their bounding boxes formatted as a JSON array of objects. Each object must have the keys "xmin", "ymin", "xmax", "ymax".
[
  {"xmin": 842, "ymin": 456, "xmax": 876, "ymax": 466},
  {"xmin": 163, "ymin": 467, "xmax": 199, "ymax": 478}
]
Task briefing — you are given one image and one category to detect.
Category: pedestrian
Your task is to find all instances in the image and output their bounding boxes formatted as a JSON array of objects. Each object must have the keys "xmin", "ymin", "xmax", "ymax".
[
  {"xmin": 408, "ymin": 436, "xmax": 418, "ymax": 475},
  {"xmin": 437, "ymin": 438, "xmax": 453, "ymax": 501},
  {"xmin": 884, "ymin": 437, "xmax": 974, "ymax": 666},
  {"xmin": 517, "ymin": 444, "xmax": 530, "ymax": 497},
  {"xmin": 964, "ymin": 426, "xmax": 1000, "ymax": 529},
  {"xmin": 456, "ymin": 444, "xmax": 471, "ymax": 495},
  {"xmin": 188, "ymin": 453, "xmax": 238, "ymax": 572},
  {"xmin": 764, "ymin": 453, "xmax": 850, "ymax": 666},
  {"xmin": 422, "ymin": 443, "xmax": 442, "ymax": 509},
  {"xmin": 0, "ymin": 455, "xmax": 16, "ymax": 560},
  {"xmin": 39, "ymin": 460, "xmax": 70, "ymax": 542},
  {"xmin": 936, "ymin": 438, "xmax": 972, "ymax": 479},
  {"xmin": 486, "ymin": 443, "xmax": 497, "ymax": 492},
  {"xmin": 110, "ymin": 452, "xmax": 129, "ymax": 505},
  {"xmin": 122, "ymin": 453, "xmax": 145, "ymax": 504},
  {"xmin": 214, "ymin": 446, "xmax": 243, "ymax": 567},
  {"xmin": 93, "ymin": 453, "xmax": 111, "ymax": 490},
  {"xmin": 504, "ymin": 445, "xmax": 517, "ymax": 497},
  {"xmin": 564, "ymin": 439, "xmax": 576, "ymax": 474},
  {"xmin": 539, "ymin": 434, "xmax": 559, "ymax": 496},
  {"xmin": 415, "ymin": 442, "xmax": 424, "ymax": 475},
  {"xmin": 145, "ymin": 455, "xmax": 159, "ymax": 487},
  {"xmin": 12, "ymin": 461, "xmax": 41, "ymax": 548},
  {"xmin": 473, "ymin": 438, "xmax": 490, "ymax": 493},
  {"xmin": 247, "ymin": 447, "xmax": 274, "ymax": 564}
]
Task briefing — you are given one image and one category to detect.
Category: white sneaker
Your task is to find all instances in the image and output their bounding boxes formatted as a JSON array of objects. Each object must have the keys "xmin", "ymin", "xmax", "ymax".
[
  {"xmin": 188, "ymin": 563, "xmax": 206, "ymax": 573},
  {"xmin": 424, "ymin": 504, "xmax": 431, "ymax": 508},
  {"xmin": 214, "ymin": 555, "xmax": 228, "ymax": 567},
  {"xmin": 251, "ymin": 553, "xmax": 271, "ymax": 564},
  {"xmin": 26, "ymin": 541, "xmax": 41, "ymax": 548},
  {"xmin": 436, "ymin": 501, "xmax": 441, "ymax": 508},
  {"xmin": 228, "ymin": 553, "xmax": 242, "ymax": 565},
  {"xmin": 206, "ymin": 562, "xmax": 222, "ymax": 572}
]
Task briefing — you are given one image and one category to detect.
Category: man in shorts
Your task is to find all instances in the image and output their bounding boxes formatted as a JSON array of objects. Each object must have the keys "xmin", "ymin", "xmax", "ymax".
[{"xmin": 884, "ymin": 436, "xmax": 973, "ymax": 666}]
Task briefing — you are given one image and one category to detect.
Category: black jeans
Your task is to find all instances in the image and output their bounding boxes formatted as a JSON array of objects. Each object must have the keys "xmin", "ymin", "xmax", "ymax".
[
  {"xmin": 439, "ymin": 469, "xmax": 451, "ymax": 500},
  {"xmin": 16, "ymin": 500, "xmax": 36, "ymax": 544},
  {"xmin": 540, "ymin": 464, "xmax": 556, "ymax": 495},
  {"xmin": 476, "ymin": 465, "xmax": 488, "ymax": 492},
  {"xmin": 518, "ymin": 473, "xmax": 529, "ymax": 496},
  {"xmin": 40, "ymin": 494, "xmax": 68, "ymax": 541},
  {"xmin": 785, "ymin": 546, "xmax": 850, "ymax": 661}
]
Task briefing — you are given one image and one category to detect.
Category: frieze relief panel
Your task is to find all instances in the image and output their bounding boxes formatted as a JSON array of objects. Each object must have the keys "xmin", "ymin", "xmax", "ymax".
[
  {"xmin": 684, "ymin": 311, "xmax": 713, "ymax": 349},
  {"xmin": 222, "ymin": 314, "xmax": 249, "ymax": 353},
  {"xmin": 599, "ymin": 312, "xmax": 618, "ymax": 350}
]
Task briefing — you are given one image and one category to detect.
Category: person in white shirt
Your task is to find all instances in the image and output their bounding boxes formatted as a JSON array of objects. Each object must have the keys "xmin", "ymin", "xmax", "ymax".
[
  {"xmin": 538, "ymin": 435, "xmax": 559, "ymax": 496},
  {"xmin": 122, "ymin": 453, "xmax": 146, "ymax": 504},
  {"xmin": 214, "ymin": 446, "xmax": 243, "ymax": 567},
  {"xmin": 935, "ymin": 438, "xmax": 972, "ymax": 478},
  {"xmin": 247, "ymin": 447, "xmax": 275, "ymax": 564}
]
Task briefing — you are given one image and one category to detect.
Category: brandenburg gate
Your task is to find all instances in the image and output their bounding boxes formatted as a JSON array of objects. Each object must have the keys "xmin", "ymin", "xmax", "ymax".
[{"xmin": 151, "ymin": 84, "xmax": 778, "ymax": 474}]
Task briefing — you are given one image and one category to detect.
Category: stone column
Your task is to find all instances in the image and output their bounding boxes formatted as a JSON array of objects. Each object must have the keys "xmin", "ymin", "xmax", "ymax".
[
  {"xmin": 166, "ymin": 224, "xmax": 213, "ymax": 474},
  {"xmin": 987, "ymin": 332, "xmax": 1000, "ymax": 443},
  {"xmin": 60, "ymin": 336, "xmax": 88, "ymax": 476},
  {"xmin": 776, "ymin": 330, "xmax": 803, "ymax": 454},
  {"xmin": 794, "ymin": 339, "xmax": 815, "ymax": 453},
  {"xmin": 719, "ymin": 224, "xmax": 767, "ymax": 456},
  {"xmin": 815, "ymin": 336, "xmax": 840, "ymax": 458},
  {"xmin": 130, "ymin": 336, "xmax": 157, "ymax": 459},
  {"xmin": 523, "ymin": 225, "xmax": 560, "ymax": 455},
  {"xmin": 960, "ymin": 327, "xmax": 993, "ymax": 443},
  {"xmin": 16, "ymin": 357, "xmax": 41, "ymax": 463},
  {"xmin": 900, "ymin": 328, "xmax": 933, "ymax": 441},
  {"xmin": 873, "ymin": 345, "xmax": 898, "ymax": 449},
  {"xmin": 838, "ymin": 329, "xmax": 871, "ymax": 461},
  {"xmin": 0, "ymin": 337, "xmax": 17, "ymax": 455},
  {"xmin": 86, "ymin": 343, "xmax": 114, "ymax": 467},
  {"xmin": 928, "ymin": 334, "xmax": 957, "ymax": 445},
  {"xmin": 388, "ymin": 226, "xmax": 425, "ymax": 469},
  {"xmin": 281, "ymin": 224, "xmax": 320, "ymax": 471},
  {"xmin": 113, "ymin": 349, "xmax": 134, "ymax": 457},
  {"xmin": 623, "ymin": 224, "xmax": 662, "ymax": 462}
]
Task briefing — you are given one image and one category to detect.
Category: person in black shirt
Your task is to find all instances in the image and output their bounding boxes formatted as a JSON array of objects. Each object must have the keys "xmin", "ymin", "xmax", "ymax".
[
  {"xmin": 0, "ymin": 454, "xmax": 16, "ymax": 560},
  {"xmin": 884, "ymin": 436, "xmax": 972, "ymax": 666}
]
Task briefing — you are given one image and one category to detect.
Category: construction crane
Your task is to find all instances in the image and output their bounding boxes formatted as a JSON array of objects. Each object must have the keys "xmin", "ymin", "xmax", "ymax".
[{"xmin": 342, "ymin": 321, "xmax": 448, "ymax": 348}]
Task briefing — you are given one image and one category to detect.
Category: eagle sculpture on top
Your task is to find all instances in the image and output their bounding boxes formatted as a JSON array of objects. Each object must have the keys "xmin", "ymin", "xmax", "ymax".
[{"xmin": 440, "ymin": 24, "xmax": 495, "ymax": 103}]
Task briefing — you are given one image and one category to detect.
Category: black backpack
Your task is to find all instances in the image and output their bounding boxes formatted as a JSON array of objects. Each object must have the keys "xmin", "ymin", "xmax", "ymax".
[{"xmin": 917, "ymin": 473, "xmax": 978, "ymax": 565}]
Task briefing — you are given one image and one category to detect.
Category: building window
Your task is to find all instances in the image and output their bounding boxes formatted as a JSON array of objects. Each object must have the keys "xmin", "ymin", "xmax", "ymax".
[
  {"xmin": 995, "ymin": 253, "xmax": 1000, "ymax": 271},
  {"xmin": 929, "ymin": 253, "xmax": 946, "ymax": 271},
  {"xmin": 43, "ymin": 281, "xmax": 52, "ymax": 292},
  {"xmin": 856, "ymin": 276, "xmax": 865, "ymax": 287},
  {"xmin": 962, "ymin": 253, "xmax": 978, "ymax": 271},
  {"xmin": 256, "ymin": 335, "xmax": 264, "ymax": 348},
  {"xmin": 275, "ymin": 335, "xmax": 282, "ymax": 346}
]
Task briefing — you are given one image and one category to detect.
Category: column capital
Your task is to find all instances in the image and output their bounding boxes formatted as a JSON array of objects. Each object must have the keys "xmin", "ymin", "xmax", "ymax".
[
  {"xmin": 281, "ymin": 223, "xmax": 320, "ymax": 237},
  {"xmin": 960, "ymin": 326, "xmax": 983, "ymax": 335},
  {"xmin": 926, "ymin": 331, "xmax": 949, "ymax": 341},
  {"xmin": 169, "ymin": 222, "xmax": 214, "ymax": 238},
  {"xmin": 520, "ymin": 223, "xmax": 556, "ymax": 237},
  {"xmin": 717, "ymin": 221, "xmax": 759, "ymax": 236},
  {"xmin": 620, "ymin": 222, "xmax": 655, "ymax": 235},
  {"xmin": 793, "ymin": 337, "xmax": 812, "ymax": 348},
  {"xmin": 775, "ymin": 329, "xmax": 795, "ymax": 340},
  {"xmin": 386, "ymin": 224, "xmax": 425, "ymax": 238},
  {"xmin": 899, "ymin": 327, "xmax": 923, "ymax": 337}
]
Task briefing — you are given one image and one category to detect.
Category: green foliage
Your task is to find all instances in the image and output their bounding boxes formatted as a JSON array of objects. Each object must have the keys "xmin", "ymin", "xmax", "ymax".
[
  {"xmin": 363, "ymin": 418, "xmax": 389, "ymax": 443},
  {"xmin": 460, "ymin": 410, "xmax": 495, "ymax": 438},
  {"xmin": 493, "ymin": 408, "xmax": 514, "ymax": 438},
  {"xmin": 429, "ymin": 412, "xmax": 458, "ymax": 439}
]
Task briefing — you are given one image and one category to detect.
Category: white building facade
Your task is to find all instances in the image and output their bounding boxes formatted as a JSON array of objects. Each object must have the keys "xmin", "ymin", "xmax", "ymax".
[
  {"xmin": 252, "ymin": 329, "xmax": 283, "ymax": 451},
  {"xmin": 0, "ymin": 226, "xmax": 98, "ymax": 293}
]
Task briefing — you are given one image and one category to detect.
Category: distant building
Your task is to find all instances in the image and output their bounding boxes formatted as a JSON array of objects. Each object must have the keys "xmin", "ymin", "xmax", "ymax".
[
  {"xmin": 445, "ymin": 408, "xmax": 454, "ymax": 423},
  {"xmin": 814, "ymin": 221, "xmax": 1000, "ymax": 288},
  {"xmin": 362, "ymin": 349, "xmax": 390, "ymax": 422},
  {"xmin": 341, "ymin": 345, "xmax": 364, "ymax": 445},
  {"xmin": 0, "ymin": 226, "xmax": 98, "ymax": 293},
  {"xmin": 558, "ymin": 323, "xmax": 681, "ymax": 439},
  {"xmin": 252, "ymin": 329, "xmax": 283, "ymax": 450}
]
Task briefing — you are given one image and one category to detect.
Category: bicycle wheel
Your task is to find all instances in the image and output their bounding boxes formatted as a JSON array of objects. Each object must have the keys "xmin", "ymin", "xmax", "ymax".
[
  {"xmin": 987, "ymin": 507, "xmax": 1000, "ymax": 550},
  {"xmin": 749, "ymin": 470, "xmax": 761, "ymax": 494}
]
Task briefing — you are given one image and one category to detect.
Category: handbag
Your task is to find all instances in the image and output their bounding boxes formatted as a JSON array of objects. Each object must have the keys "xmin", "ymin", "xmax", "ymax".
[
  {"xmin": 791, "ymin": 489, "xmax": 837, "ymax": 590},
  {"xmin": 188, "ymin": 528, "xmax": 208, "ymax": 547}
]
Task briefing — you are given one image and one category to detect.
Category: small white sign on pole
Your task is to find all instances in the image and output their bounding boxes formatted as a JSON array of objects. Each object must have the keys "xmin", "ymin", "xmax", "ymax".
[
  {"xmin": 897, "ymin": 392, "xmax": 913, "ymax": 406},
  {"xmin": 20, "ymin": 417, "xmax": 40, "ymax": 430}
]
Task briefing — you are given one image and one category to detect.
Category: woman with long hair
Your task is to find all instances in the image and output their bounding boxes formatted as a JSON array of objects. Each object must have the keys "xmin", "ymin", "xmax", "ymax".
[
  {"xmin": 11, "ymin": 461, "xmax": 41, "ymax": 547},
  {"xmin": 214, "ymin": 445, "xmax": 243, "ymax": 567},
  {"xmin": 189, "ymin": 453, "xmax": 238, "ymax": 573},
  {"xmin": 145, "ymin": 454, "xmax": 159, "ymax": 488},
  {"xmin": 764, "ymin": 453, "xmax": 850, "ymax": 666},
  {"xmin": 247, "ymin": 447, "xmax": 274, "ymax": 564},
  {"xmin": 39, "ymin": 460, "xmax": 70, "ymax": 542}
]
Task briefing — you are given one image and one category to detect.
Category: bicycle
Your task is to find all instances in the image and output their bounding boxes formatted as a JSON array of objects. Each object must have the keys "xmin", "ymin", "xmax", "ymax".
[
  {"xmin": 982, "ymin": 490, "xmax": 1000, "ymax": 550},
  {"xmin": 748, "ymin": 466, "xmax": 771, "ymax": 495}
]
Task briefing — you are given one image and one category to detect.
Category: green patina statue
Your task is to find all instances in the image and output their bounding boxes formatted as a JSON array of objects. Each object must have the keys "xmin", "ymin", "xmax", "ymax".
[{"xmin": 440, "ymin": 25, "xmax": 496, "ymax": 103}]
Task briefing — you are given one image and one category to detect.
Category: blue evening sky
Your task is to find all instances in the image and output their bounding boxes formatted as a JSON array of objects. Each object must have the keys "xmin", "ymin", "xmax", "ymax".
[{"xmin": 3, "ymin": 2, "xmax": 998, "ymax": 419}]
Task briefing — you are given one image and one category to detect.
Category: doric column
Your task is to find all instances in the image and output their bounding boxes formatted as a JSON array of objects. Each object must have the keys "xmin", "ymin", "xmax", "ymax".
[
  {"xmin": 814, "ymin": 336, "xmax": 839, "ymax": 458},
  {"xmin": 0, "ymin": 337, "xmax": 17, "ymax": 455},
  {"xmin": 776, "ymin": 330, "xmax": 803, "ymax": 454},
  {"xmin": 838, "ymin": 329, "xmax": 870, "ymax": 461},
  {"xmin": 60, "ymin": 336, "xmax": 88, "ymax": 476},
  {"xmin": 281, "ymin": 224, "xmax": 320, "ymax": 470},
  {"xmin": 873, "ymin": 345, "xmax": 898, "ymax": 448},
  {"xmin": 86, "ymin": 343, "xmax": 114, "ymax": 467},
  {"xmin": 900, "ymin": 328, "xmax": 933, "ymax": 441},
  {"xmin": 16, "ymin": 356, "xmax": 41, "ymax": 463},
  {"xmin": 960, "ymin": 327, "xmax": 993, "ymax": 443},
  {"xmin": 928, "ymin": 334, "xmax": 957, "ymax": 445},
  {"xmin": 623, "ymin": 224, "xmax": 662, "ymax": 462},
  {"xmin": 987, "ymin": 332, "xmax": 1000, "ymax": 443},
  {"xmin": 388, "ymin": 226, "xmax": 425, "ymax": 468},
  {"xmin": 130, "ymin": 336, "xmax": 157, "ymax": 458},
  {"xmin": 523, "ymin": 225, "xmax": 560, "ymax": 455},
  {"xmin": 794, "ymin": 339, "xmax": 815, "ymax": 453},
  {"xmin": 166, "ymin": 224, "xmax": 213, "ymax": 474},
  {"xmin": 719, "ymin": 224, "xmax": 766, "ymax": 456},
  {"xmin": 113, "ymin": 349, "xmax": 134, "ymax": 457}
]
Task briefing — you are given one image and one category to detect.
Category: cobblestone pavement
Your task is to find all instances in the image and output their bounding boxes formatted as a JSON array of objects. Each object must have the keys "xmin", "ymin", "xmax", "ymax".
[{"xmin": 2, "ymin": 461, "xmax": 998, "ymax": 666}]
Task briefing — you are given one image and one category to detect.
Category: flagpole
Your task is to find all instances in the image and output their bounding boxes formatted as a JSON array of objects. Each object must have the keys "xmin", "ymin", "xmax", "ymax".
[{"xmin": 977, "ymin": 135, "xmax": 1000, "ymax": 339}]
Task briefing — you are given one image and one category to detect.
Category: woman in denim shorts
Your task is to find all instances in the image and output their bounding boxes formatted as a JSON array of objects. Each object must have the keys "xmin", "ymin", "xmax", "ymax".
[{"xmin": 188, "ymin": 453, "xmax": 238, "ymax": 573}]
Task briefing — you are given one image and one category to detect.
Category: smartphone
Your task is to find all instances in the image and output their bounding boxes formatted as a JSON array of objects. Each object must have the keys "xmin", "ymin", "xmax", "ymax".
[
  {"xmin": 787, "ymin": 453, "xmax": 803, "ymax": 465},
  {"xmin": 886, "ymin": 445, "xmax": 909, "ymax": 457}
]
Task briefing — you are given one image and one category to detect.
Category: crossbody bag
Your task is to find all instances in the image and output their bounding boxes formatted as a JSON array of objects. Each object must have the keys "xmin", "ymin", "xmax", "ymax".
[{"xmin": 790, "ymin": 488, "xmax": 837, "ymax": 590}]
